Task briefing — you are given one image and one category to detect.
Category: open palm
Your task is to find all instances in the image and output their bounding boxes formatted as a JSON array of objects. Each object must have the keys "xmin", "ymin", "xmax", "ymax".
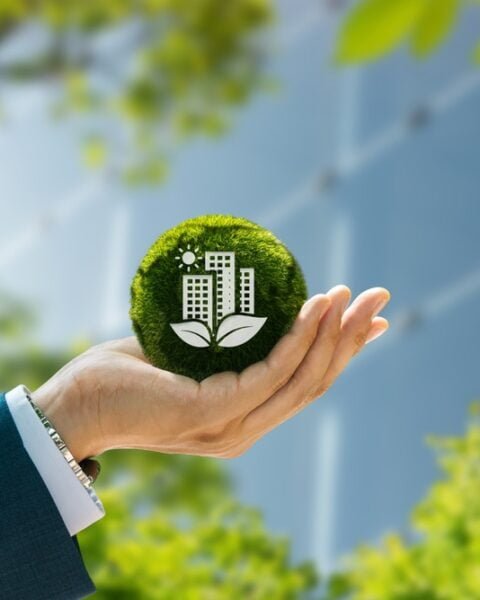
[{"xmin": 33, "ymin": 285, "xmax": 390, "ymax": 463}]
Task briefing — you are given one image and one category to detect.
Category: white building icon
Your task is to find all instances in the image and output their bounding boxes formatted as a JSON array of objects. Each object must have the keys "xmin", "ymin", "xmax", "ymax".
[
  {"xmin": 240, "ymin": 268, "xmax": 254, "ymax": 314},
  {"xmin": 182, "ymin": 274, "xmax": 213, "ymax": 329},
  {"xmin": 205, "ymin": 251, "xmax": 236, "ymax": 321},
  {"xmin": 174, "ymin": 248, "xmax": 266, "ymax": 348},
  {"xmin": 179, "ymin": 249, "xmax": 261, "ymax": 334}
]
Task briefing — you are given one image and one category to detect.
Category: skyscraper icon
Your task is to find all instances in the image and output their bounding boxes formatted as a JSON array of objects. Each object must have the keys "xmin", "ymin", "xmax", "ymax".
[
  {"xmin": 182, "ymin": 274, "xmax": 213, "ymax": 329},
  {"xmin": 173, "ymin": 247, "xmax": 267, "ymax": 348},
  {"xmin": 239, "ymin": 268, "xmax": 254, "ymax": 314},
  {"xmin": 205, "ymin": 251, "xmax": 235, "ymax": 321}
]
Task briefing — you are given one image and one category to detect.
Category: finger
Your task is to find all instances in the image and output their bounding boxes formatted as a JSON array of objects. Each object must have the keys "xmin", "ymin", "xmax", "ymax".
[
  {"xmin": 316, "ymin": 287, "xmax": 391, "ymax": 391},
  {"xmin": 365, "ymin": 316, "xmax": 389, "ymax": 344},
  {"xmin": 241, "ymin": 285, "xmax": 352, "ymax": 435},
  {"xmin": 224, "ymin": 289, "xmax": 390, "ymax": 456},
  {"xmin": 236, "ymin": 292, "xmax": 333, "ymax": 408}
]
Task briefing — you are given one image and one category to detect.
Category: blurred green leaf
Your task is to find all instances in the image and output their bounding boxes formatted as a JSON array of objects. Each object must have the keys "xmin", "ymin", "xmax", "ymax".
[
  {"xmin": 411, "ymin": 0, "xmax": 460, "ymax": 57},
  {"xmin": 0, "ymin": 0, "xmax": 274, "ymax": 185},
  {"xmin": 0, "ymin": 293, "xmax": 35, "ymax": 341},
  {"xmin": 335, "ymin": 0, "xmax": 480, "ymax": 67},
  {"xmin": 472, "ymin": 40, "xmax": 480, "ymax": 63},
  {"xmin": 82, "ymin": 137, "xmax": 108, "ymax": 168},
  {"xmin": 321, "ymin": 402, "xmax": 480, "ymax": 600},
  {"xmin": 468, "ymin": 400, "xmax": 480, "ymax": 416},
  {"xmin": 122, "ymin": 158, "xmax": 169, "ymax": 186},
  {"xmin": 335, "ymin": 0, "xmax": 427, "ymax": 63}
]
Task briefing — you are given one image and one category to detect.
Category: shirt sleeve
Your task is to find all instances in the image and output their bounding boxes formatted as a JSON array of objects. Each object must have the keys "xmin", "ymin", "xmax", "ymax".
[{"xmin": 5, "ymin": 385, "xmax": 105, "ymax": 536}]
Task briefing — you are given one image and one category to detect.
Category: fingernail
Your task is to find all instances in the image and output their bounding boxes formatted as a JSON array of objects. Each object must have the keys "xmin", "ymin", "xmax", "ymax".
[
  {"xmin": 306, "ymin": 293, "xmax": 330, "ymax": 309},
  {"xmin": 340, "ymin": 293, "xmax": 351, "ymax": 313},
  {"xmin": 300, "ymin": 295, "xmax": 322, "ymax": 318},
  {"xmin": 300, "ymin": 295, "xmax": 316, "ymax": 314},
  {"xmin": 373, "ymin": 294, "xmax": 390, "ymax": 316},
  {"xmin": 366, "ymin": 327, "xmax": 387, "ymax": 344},
  {"xmin": 334, "ymin": 291, "xmax": 350, "ymax": 315}
]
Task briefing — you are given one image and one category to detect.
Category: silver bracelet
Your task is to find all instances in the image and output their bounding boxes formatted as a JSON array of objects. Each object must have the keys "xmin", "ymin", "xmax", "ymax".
[{"xmin": 24, "ymin": 388, "xmax": 103, "ymax": 511}]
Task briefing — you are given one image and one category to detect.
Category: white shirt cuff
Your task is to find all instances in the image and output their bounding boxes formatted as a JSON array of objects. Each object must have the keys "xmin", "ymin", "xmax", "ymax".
[{"xmin": 5, "ymin": 385, "xmax": 105, "ymax": 536}]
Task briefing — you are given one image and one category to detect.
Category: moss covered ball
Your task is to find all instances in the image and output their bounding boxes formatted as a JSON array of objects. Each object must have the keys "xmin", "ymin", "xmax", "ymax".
[{"xmin": 130, "ymin": 214, "xmax": 307, "ymax": 381}]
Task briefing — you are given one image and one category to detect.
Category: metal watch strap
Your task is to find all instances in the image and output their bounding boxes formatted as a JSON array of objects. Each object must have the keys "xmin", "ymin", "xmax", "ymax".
[{"xmin": 24, "ymin": 388, "xmax": 103, "ymax": 511}]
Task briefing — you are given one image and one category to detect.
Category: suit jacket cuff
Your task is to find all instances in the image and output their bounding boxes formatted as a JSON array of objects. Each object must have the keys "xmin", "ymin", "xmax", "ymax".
[
  {"xmin": 0, "ymin": 393, "xmax": 95, "ymax": 599},
  {"xmin": 5, "ymin": 385, "xmax": 105, "ymax": 536}
]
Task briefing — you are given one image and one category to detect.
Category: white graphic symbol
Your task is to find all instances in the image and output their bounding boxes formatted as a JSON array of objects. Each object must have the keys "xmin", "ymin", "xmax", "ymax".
[
  {"xmin": 174, "ymin": 244, "xmax": 203, "ymax": 272},
  {"xmin": 170, "ymin": 249, "xmax": 267, "ymax": 348}
]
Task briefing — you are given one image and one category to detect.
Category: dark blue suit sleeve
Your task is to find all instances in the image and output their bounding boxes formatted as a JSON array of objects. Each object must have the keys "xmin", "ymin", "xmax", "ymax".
[{"xmin": 0, "ymin": 394, "xmax": 95, "ymax": 600}]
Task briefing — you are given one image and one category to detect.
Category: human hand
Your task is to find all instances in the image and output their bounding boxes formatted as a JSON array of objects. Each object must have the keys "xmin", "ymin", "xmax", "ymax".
[{"xmin": 32, "ymin": 285, "xmax": 390, "ymax": 462}]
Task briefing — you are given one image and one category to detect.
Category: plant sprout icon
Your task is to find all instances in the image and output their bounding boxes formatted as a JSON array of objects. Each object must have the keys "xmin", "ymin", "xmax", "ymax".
[{"xmin": 170, "ymin": 246, "xmax": 267, "ymax": 348}]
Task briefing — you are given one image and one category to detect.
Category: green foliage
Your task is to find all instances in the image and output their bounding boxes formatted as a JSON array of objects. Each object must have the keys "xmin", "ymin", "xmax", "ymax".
[
  {"xmin": 0, "ymin": 292, "xmax": 34, "ymax": 342},
  {"xmin": 411, "ymin": 0, "xmax": 460, "ymax": 57},
  {"xmin": 0, "ymin": 295, "xmax": 317, "ymax": 598},
  {"xmin": 82, "ymin": 136, "xmax": 108, "ymax": 169},
  {"xmin": 0, "ymin": 0, "xmax": 273, "ymax": 184},
  {"xmin": 336, "ymin": 0, "xmax": 464, "ymax": 64},
  {"xmin": 473, "ymin": 39, "xmax": 480, "ymax": 63},
  {"xmin": 130, "ymin": 214, "xmax": 307, "ymax": 381},
  {"xmin": 335, "ymin": 0, "xmax": 426, "ymax": 63},
  {"xmin": 323, "ymin": 404, "xmax": 480, "ymax": 600},
  {"xmin": 80, "ymin": 454, "xmax": 318, "ymax": 599}
]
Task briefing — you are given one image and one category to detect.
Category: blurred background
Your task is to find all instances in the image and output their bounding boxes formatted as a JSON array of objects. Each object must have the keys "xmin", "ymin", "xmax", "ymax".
[{"xmin": 1, "ymin": 0, "xmax": 480, "ymax": 597}]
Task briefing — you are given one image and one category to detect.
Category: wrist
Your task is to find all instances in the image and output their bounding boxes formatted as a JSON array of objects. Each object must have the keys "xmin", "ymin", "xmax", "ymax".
[{"xmin": 32, "ymin": 378, "xmax": 96, "ymax": 462}]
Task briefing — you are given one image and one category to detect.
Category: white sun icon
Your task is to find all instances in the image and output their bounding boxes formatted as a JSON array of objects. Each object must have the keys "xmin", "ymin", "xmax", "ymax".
[{"xmin": 175, "ymin": 244, "xmax": 203, "ymax": 272}]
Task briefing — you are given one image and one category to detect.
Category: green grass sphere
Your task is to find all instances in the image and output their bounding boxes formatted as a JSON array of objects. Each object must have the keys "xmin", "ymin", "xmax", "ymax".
[{"xmin": 130, "ymin": 215, "xmax": 307, "ymax": 381}]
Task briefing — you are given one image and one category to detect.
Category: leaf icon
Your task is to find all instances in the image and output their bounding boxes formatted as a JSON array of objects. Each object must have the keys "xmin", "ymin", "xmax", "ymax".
[
  {"xmin": 170, "ymin": 321, "xmax": 212, "ymax": 348},
  {"xmin": 216, "ymin": 315, "xmax": 267, "ymax": 348}
]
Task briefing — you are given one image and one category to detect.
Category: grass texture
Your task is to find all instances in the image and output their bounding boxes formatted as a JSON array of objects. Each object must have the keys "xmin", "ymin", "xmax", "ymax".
[{"xmin": 130, "ymin": 214, "xmax": 307, "ymax": 381}]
